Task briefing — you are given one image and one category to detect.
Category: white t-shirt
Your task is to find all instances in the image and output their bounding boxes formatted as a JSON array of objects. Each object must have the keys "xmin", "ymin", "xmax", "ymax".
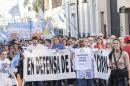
[
  {"xmin": 69, "ymin": 47, "xmax": 94, "ymax": 79},
  {"xmin": 27, "ymin": 44, "xmax": 48, "ymax": 52},
  {"xmin": 73, "ymin": 48, "xmax": 93, "ymax": 70},
  {"xmin": 0, "ymin": 58, "xmax": 10, "ymax": 72}
]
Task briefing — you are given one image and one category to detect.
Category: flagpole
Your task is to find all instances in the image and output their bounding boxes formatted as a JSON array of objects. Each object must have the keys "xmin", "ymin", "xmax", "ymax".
[
  {"xmin": 3, "ymin": 13, "xmax": 6, "ymax": 31},
  {"xmin": 17, "ymin": 0, "xmax": 22, "ymax": 21}
]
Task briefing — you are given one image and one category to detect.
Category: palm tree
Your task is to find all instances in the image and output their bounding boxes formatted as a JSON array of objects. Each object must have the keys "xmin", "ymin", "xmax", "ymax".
[{"xmin": 24, "ymin": 0, "xmax": 44, "ymax": 13}]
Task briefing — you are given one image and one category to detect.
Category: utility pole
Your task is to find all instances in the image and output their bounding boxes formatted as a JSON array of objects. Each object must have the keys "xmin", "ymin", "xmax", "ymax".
[{"xmin": 76, "ymin": 0, "xmax": 80, "ymax": 38}]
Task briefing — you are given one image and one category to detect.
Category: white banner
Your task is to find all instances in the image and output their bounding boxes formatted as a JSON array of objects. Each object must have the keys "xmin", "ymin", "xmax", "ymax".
[
  {"xmin": 93, "ymin": 50, "xmax": 111, "ymax": 80},
  {"xmin": 23, "ymin": 50, "xmax": 76, "ymax": 81},
  {"xmin": 23, "ymin": 49, "xmax": 111, "ymax": 81}
]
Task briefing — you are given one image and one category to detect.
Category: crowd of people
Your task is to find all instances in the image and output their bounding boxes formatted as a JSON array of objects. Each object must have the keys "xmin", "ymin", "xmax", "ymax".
[{"xmin": 0, "ymin": 33, "xmax": 130, "ymax": 86}]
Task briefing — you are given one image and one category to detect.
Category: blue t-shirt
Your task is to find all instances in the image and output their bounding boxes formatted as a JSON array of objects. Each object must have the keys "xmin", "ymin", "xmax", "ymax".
[{"xmin": 51, "ymin": 43, "xmax": 65, "ymax": 50}]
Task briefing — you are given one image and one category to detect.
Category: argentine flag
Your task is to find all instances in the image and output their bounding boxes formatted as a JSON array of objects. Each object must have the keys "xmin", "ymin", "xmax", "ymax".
[
  {"xmin": 11, "ymin": 53, "xmax": 20, "ymax": 68},
  {"xmin": 8, "ymin": 4, "xmax": 20, "ymax": 17}
]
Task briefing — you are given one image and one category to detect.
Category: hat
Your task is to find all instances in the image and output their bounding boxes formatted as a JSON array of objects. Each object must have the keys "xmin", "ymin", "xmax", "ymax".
[{"xmin": 124, "ymin": 35, "xmax": 130, "ymax": 43}]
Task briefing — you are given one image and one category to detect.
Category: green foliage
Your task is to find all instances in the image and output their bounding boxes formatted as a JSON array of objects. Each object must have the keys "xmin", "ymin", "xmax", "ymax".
[
  {"xmin": 24, "ymin": 0, "xmax": 44, "ymax": 13},
  {"xmin": 33, "ymin": 0, "xmax": 42, "ymax": 13},
  {"xmin": 23, "ymin": 0, "xmax": 30, "ymax": 7}
]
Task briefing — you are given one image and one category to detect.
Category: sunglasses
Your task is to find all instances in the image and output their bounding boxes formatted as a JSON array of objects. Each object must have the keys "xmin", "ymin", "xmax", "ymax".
[{"xmin": 113, "ymin": 43, "xmax": 119, "ymax": 44}]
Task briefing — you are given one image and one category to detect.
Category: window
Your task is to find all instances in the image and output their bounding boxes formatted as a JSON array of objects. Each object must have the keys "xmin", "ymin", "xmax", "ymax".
[
  {"xmin": 83, "ymin": 0, "xmax": 87, "ymax": 3},
  {"xmin": 28, "ymin": 7, "xmax": 31, "ymax": 11}
]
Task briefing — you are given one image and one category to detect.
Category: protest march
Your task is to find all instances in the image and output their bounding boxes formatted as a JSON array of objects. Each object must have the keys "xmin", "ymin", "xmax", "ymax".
[{"xmin": 0, "ymin": 34, "xmax": 130, "ymax": 86}]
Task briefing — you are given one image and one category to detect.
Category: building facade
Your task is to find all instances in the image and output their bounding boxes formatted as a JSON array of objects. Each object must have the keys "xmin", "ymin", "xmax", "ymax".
[
  {"xmin": 45, "ymin": 0, "xmax": 117, "ymax": 38},
  {"xmin": 63, "ymin": 0, "xmax": 112, "ymax": 38},
  {"xmin": 43, "ymin": 0, "xmax": 66, "ymax": 36},
  {"xmin": 117, "ymin": 0, "xmax": 130, "ymax": 36}
]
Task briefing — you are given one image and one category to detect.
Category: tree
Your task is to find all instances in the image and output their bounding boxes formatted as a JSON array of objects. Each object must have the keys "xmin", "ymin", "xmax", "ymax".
[
  {"xmin": 24, "ymin": 0, "xmax": 44, "ymax": 13},
  {"xmin": 23, "ymin": 0, "xmax": 29, "ymax": 7}
]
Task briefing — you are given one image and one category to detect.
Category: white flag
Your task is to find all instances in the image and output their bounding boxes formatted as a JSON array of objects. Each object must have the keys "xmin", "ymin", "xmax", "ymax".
[{"xmin": 8, "ymin": 4, "xmax": 20, "ymax": 17}]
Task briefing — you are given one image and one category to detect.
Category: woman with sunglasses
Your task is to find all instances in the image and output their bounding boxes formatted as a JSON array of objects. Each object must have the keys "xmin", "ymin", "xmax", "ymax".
[{"xmin": 108, "ymin": 39, "xmax": 130, "ymax": 86}]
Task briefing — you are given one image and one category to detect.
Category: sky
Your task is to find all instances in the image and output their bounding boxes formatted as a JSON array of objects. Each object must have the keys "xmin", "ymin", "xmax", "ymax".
[{"xmin": 0, "ymin": 0, "xmax": 23, "ymax": 17}]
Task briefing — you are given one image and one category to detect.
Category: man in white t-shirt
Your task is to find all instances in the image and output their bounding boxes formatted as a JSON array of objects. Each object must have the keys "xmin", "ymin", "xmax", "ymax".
[
  {"xmin": 27, "ymin": 36, "xmax": 47, "ymax": 53},
  {"xmin": 26, "ymin": 36, "xmax": 47, "ymax": 86},
  {"xmin": 69, "ymin": 39, "xmax": 93, "ymax": 86},
  {"xmin": 0, "ymin": 51, "xmax": 10, "ymax": 73}
]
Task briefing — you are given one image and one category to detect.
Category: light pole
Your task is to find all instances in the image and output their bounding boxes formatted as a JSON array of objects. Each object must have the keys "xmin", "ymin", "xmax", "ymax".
[{"xmin": 76, "ymin": 0, "xmax": 80, "ymax": 38}]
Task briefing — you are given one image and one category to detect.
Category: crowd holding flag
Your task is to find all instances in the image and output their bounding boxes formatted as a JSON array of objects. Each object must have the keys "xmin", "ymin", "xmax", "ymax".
[{"xmin": 1, "ymin": 2, "xmax": 130, "ymax": 86}]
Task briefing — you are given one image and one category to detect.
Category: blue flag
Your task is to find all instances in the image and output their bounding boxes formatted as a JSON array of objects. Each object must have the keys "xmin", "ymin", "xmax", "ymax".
[
  {"xmin": 0, "ymin": 31, "xmax": 8, "ymax": 40},
  {"xmin": 11, "ymin": 53, "xmax": 20, "ymax": 68},
  {"xmin": 8, "ymin": 4, "xmax": 20, "ymax": 17}
]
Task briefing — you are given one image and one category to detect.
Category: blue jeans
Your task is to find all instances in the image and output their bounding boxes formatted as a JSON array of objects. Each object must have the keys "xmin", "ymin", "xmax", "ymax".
[{"xmin": 76, "ymin": 79, "xmax": 92, "ymax": 86}]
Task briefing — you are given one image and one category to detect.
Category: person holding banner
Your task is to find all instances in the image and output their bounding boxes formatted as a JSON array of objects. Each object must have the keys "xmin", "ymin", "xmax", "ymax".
[
  {"xmin": 93, "ymin": 37, "xmax": 107, "ymax": 86},
  {"xmin": 51, "ymin": 36, "xmax": 66, "ymax": 86},
  {"xmin": 51, "ymin": 36, "xmax": 65, "ymax": 50},
  {"xmin": 26, "ymin": 36, "xmax": 47, "ymax": 86},
  {"xmin": 108, "ymin": 38, "xmax": 130, "ymax": 86},
  {"xmin": 27, "ymin": 36, "xmax": 47, "ymax": 52},
  {"xmin": 70, "ymin": 39, "xmax": 93, "ymax": 86},
  {"xmin": 44, "ymin": 39, "xmax": 52, "ymax": 49}
]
